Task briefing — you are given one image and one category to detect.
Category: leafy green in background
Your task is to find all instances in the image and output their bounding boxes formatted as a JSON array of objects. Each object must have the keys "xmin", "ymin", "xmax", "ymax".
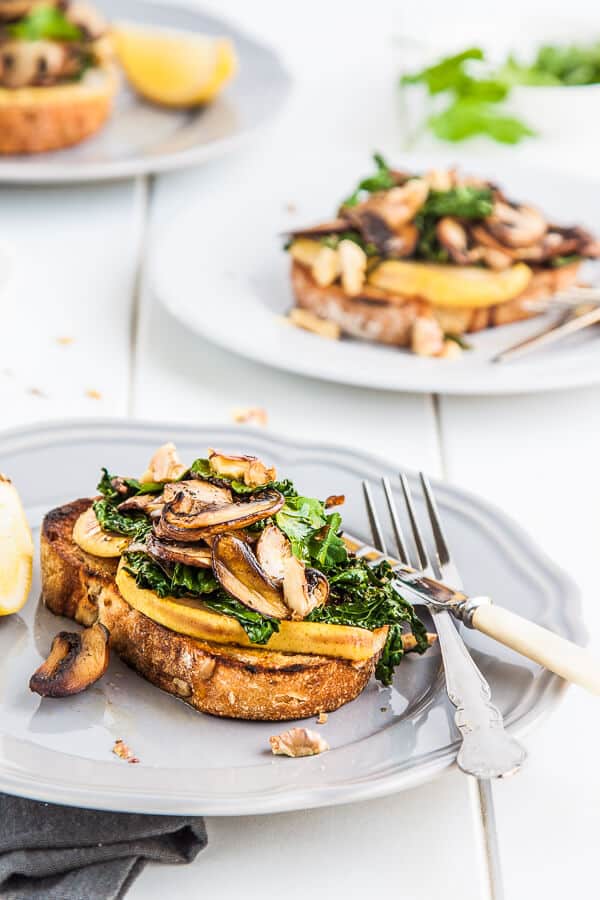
[
  {"xmin": 8, "ymin": 5, "xmax": 83, "ymax": 41},
  {"xmin": 402, "ymin": 40, "xmax": 600, "ymax": 144}
]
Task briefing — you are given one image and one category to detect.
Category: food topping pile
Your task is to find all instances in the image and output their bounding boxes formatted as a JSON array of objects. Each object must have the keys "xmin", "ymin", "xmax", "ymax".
[
  {"xmin": 83, "ymin": 443, "xmax": 429, "ymax": 685},
  {"xmin": 0, "ymin": 1, "xmax": 109, "ymax": 88}
]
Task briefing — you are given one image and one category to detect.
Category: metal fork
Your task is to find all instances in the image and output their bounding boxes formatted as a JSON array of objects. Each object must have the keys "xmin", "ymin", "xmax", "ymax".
[{"xmin": 362, "ymin": 473, "xmax": 527, "ymax": 779}]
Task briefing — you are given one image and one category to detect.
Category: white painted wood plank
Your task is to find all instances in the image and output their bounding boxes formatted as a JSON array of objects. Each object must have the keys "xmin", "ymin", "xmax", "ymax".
[
  {"xmin": 439, "ymin": 386, "xmax": 600, "ymax": 900},
  {"xmin": 0, "ymin": 180, "xmax": 144, "ymax": 427}
]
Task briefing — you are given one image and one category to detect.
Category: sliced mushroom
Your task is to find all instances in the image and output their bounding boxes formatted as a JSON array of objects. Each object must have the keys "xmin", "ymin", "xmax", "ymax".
[
  {"xmin": 212, "ymin": 533, "xmax": 289, "ymax": 618},
  {"xmin": 346, "ymin": 180, "xmax": 429, "ymax": 236},
  {"xmin": 0, "ymin": 40, "xmax": 67, "ymax": 88},
  {"xmin": 159, "ymin": 489, "xmax": 285, "ymax": 541},
  {"xmin": 282, "ymin": 555, "xmax": 329, "ymax": 620},
  {"xmin": 29, "ymin": 623, "xmax": 110, "ymax": 698},
  {"xmin": 118, "ymin": 492, "xmax": 165, "ymax": 515},
  {"xmin": 339, "ymin": 239, "xmax": 367, "ymax": 296},
  {"xmin": 256, "ymin": 524, "xmax": 292, "ymax": 583},
  {"xmin": 146, "ymin": 532, "xmax": 212, "ymax": 568},
  {"xmin": 140, "ymin": 442, "xmax": 187, "ymax": 483},
  {"xmin": 207, "ymin": 450, "xmax": 276, "ymax": 488},
  {"xmin": 163, "ymin": 479, "xmax": 233, "ymax": 511},
  {"xmin": 285, "ymin": 218, "xmax": 351, "ymax": 239},
  {"xmin": 486, "ymin": 201, "xmax": 546, "ymax": 248},
  {"xmin": 435, "ymin": 217, "xmax": 471, "ymax": 265}
]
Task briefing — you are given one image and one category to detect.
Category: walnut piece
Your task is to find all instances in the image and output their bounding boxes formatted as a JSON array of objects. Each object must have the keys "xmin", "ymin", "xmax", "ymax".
[
  {"xmin": 288, "ymin": 308, "xmax": 341, "ymax": 340},
  {"xmin": 269, "ymin": 727, "xmax": 330, "ymax": 758},
  {"xmin": 141, "ymin": 442, "xmax": 186, "ymax": 483},
  {"xmin": 112, "ymin": 739, "xmax": 139, "ymax": 764}
]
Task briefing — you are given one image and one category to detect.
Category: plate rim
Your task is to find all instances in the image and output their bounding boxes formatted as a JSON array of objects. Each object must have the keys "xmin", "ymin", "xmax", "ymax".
[
  {"xmin": 152, "ymin": 152, "xmax": 600, "ymax": 395},
  {"xmin": 0, "ymin": 418, "xmax": 585, "ymax": 814},
  {"xmin": 0, "ymin": 0, "xmax": 292, "ymax": 185}
]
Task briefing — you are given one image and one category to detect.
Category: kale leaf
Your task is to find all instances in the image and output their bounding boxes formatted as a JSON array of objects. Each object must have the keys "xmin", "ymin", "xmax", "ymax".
[
  {"xmin": 342, "ymin": 153, "xmax": 396, "ymax": 208},
  {"xmin": 9, "ymin": 6, "xmax": 83, "ymax": 41},
  {"xmin": 422, "ymin": 185, "xmax": 493, "ymax": 219},
  {"xmin": 93, "ymin": 499, "xmax": 153, "ymax": 541},
  {"xmin": 97, "ymin": 467, "xmax": 163, "ymax": 501}
]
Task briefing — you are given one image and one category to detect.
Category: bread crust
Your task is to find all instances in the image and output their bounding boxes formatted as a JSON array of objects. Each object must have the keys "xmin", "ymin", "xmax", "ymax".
[
  {"xmin": 290, "ymin": 260, "xmax": 582, "ymax": 344},
  {"xmin": 41, "ymin": 500, "xmax": 378, "ymax": 721},
  {"xmin": 0, "ymin": 67, "xmax": 116, "ymax": 154}
]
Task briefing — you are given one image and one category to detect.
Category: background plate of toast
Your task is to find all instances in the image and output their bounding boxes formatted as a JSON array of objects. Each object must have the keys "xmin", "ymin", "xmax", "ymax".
[
  {"xmin": 0, "ymin": 0, "xmax": 291, "ymax": 184},
  {"xmin": 0, "ymin": 420, "xmax": 584, "ymax": 814},
  {"xmin": 152, "ymin": 146, "xmax": 600, "ymax": 395}
]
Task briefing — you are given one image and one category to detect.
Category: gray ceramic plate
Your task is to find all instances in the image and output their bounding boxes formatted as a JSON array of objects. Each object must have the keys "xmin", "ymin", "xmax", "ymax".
[
  {"xmin": 0, "ymin": 0, "xmax": 291, "ymax": 184},
  {"xmin": 0, "ymin": 420, "xmax": 585, "ymax": 814}
]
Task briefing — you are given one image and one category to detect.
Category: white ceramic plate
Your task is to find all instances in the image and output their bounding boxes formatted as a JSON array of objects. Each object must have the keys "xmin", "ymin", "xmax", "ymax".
[
  {"xmin": 0, "ymin": 420, "xmax": 585, "ymax": 814},
  {"xmin": 0, "ymin": 0, "xmax": 291, "ymax": 184},
  {"xmin": 152, "ymin": 148, "xmax": 600, "ymax": 394}
]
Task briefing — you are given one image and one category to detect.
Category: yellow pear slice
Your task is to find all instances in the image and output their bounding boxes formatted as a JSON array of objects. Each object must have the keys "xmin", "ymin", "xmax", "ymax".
[
  {"xmin": 368, "ymin": 260, "xmax": 532, "ymax": 308},
  {"xmin": 73, "ymin": 506, "xmax": 130, "ymax": 558},
  {"xmin": 116, "ymin": 561, "xmax": 387, "ymax": 662},
  {"xmin": 0, "ymin": 474, "xmax": 33, "ymax": 616}
]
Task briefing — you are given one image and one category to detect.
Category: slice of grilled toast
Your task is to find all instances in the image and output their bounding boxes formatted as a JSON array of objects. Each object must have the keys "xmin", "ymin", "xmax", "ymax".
[
  {"xmin": 291, "ymin": 259, "xmax": 582, "ymax": 343},
  {"xmin": 41, "ymin": 499, "xmax": 379, "ymax": 721}
]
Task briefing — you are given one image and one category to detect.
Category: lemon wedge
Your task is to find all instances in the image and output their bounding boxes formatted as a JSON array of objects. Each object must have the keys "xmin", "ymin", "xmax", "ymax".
[
  {"xmin": 113, "ymin": 24, "xmax": 237, "ymax": 108},
  {"xmin": 0, "ymin": 474, "xmax": 33, "ymax": 616}
]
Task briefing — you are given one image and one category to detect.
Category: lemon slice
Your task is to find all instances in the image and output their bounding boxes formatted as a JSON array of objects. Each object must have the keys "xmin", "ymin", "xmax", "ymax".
[
  {"xmin": 113, "ymin": 24, "xmax": 237, "ymax": 108},
  {"xmin": 0, "ymin": 474, "xmax": 33, "ymax": 616}
]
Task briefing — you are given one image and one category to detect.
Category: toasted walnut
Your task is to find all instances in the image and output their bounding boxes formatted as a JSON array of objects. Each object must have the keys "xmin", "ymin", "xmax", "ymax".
[
  {"xmin": 338, "ymin": 239, "xmax": 367, "ymax": 296},
  {"xmin": 269, "ymin": 727, "xmax": 330, "ymax": 758},
  {"xmin": 141, "ymin": 442, "xmax": 186, "ymax": 483},
  {"xmin": 411, "ymin": 317, "xmax": 445, "ymax": 357},
  {"xmin": 316, "ymin": 712, "xmax": 328, "ymax": 725},
  {"xmin": 438, "ymin": 339, "xmax": 463, "ymax": 360},
  {"xmin": 311, "ymin": 245, "xmax": 340, "ymax": 287},
  {"xmin": 112, "ymin": 739, "xmax": 139, "ymax": 764},
  {"xmin": 288, "ymin": 308, "xmax": 341, "ymax": 340},
  {"xmin": 231, "ymin": 406, "xmax": 268, "ymax": 427}
]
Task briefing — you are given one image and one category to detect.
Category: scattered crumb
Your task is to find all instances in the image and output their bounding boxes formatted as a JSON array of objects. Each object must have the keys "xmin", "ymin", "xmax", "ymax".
[
  {"xmin": 56, "ymin": 336, "xmax": 74, "ymax": 346},
  {"xmin": 285, "ymin": 202, "xmax": 297, "ymax": 213},
  {"xmin": 231, "ymin": 406, "xmax": 268, "ymax": 427},
  {"xmin": 85, "ymin": 389, "xmax": 102, "ymax": 400},
  {"xmin": 269, "ymin": 727, "xmax": 329, "ymax": 758},
  {"xmin": 112, "ymin": 738, "xmax": 139, "ymax": 764},
  {"xmin": 287, "ymin": 308, "xmax": 341, "ymax": 340},
  {"xmin": 28, "ymin": 387, "xmax": 47, "ymax": 398},
  {"xmin": 316, "ymin": 712, "xmax": 328, "ymax": 725},
  {"xmin": 324, "ymin": 494, "xmax": 345, "ymax": 509}
]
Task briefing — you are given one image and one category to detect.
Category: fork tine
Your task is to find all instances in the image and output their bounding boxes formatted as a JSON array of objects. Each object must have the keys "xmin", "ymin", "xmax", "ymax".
[
  {"xmin": 419, "ymin": 472, "xmax": 463, "ymax": 589},
  {"xmin": 399, "ymin": 473, "xmax": 433, "ymax": 575},
  {"xmin": 362, "ymin": 481, "xmax": 388, "ymax": 554},
  {"xmin": 382, "ymin": 477, "xmax": 411, "ymax": 566}
]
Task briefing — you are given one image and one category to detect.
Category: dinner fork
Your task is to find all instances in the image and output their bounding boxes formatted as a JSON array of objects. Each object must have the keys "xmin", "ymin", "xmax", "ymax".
[{"xmin": 360, "ymin": 474, "xmax": 527, "ymax": 780}]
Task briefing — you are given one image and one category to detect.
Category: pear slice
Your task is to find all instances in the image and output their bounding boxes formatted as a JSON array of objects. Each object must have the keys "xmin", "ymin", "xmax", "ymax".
[{"xmin": 0, "ymin": 474, "xmax": 33, "ymax": 616}]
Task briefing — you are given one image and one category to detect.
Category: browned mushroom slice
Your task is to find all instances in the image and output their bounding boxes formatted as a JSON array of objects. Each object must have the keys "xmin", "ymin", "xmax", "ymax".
[
  {"xmin": 146, "ymin": 532, "xmax": 212, "ymax": 568},
  {"xmin": 207, "ymin": 449, "xmax": 276, "ymax": 487},
  {"xmin": 212, "ymin": 533, "xmax": 289, "ymax": 618},
  {"xmin": 256, "ymin": 524, "xmax": 292, "ymax": 583},
  {"xmin": 282, "ymin": 556, "xmax": 330, "ymax": 620},
  {"xmin": 160, "ymin": 489, "xmax": 285, "ymax": 541},
  {"xmin": 436, "ymin": 217, "xmax": 472, "ymax": 265},
  {"xmin": 29, "ymin": 623, "xmax": 110, "ymax": 698},
  {"xmin": 163, "ymin": 479, "xmax": 233, "ymax": 511},
  {"xmin": 118, "ymin": 493, "xmax": 165, "ymax": 515},
  {"xmin": 285, "ymin": 218, "xmax": 351, "ymax": 239},
  {"xmin": 486, "ymin": 201, "xmax": 546, "ymax": 248}
]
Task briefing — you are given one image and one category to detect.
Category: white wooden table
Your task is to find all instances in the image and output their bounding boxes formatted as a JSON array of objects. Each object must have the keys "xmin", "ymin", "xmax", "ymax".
[{"xmin": 2, "ymin": 1, "xmax": 599, "ymax": 897}]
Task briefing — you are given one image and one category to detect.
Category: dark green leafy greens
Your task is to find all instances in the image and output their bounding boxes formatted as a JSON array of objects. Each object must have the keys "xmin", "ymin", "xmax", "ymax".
[
  {"xmin": 8, "ymin": 5, "xmax": 83, "ymax": 41},
  {"xmin": 342, "ymin": 153, "xmax": 397, "ymax": 207},
  {"xmin": 93, "ymin": 499, "xmax": 153, "ymax": 541},
  {"xmin": 413, "ymin": 185, "xmax": 493, "ymax": 262}
]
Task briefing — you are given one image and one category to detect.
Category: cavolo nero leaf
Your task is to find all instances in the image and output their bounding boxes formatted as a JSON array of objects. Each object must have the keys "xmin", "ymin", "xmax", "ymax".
[
  {"xmin": 93, "ymin": 499, "xmax": 152, "ymax": 541},
  {"xmin": 9, "ymin": 5, "xmax": 83, "ymax": 41}
]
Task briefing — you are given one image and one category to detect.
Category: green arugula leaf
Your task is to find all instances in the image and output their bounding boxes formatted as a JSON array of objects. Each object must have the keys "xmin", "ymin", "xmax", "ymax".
[
  {"xmin": 8, "ymin": 5, "xmax": 83, "ymax": 41},
  {"xmin": 428, "ymin": 99, "xmax": 535, "ymax": 144}
]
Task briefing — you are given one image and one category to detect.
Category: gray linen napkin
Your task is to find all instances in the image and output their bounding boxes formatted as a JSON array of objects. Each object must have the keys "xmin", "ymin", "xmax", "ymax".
[{"xmin": 0, "ymin": 793, "xmax": 207, "ymax": 900}]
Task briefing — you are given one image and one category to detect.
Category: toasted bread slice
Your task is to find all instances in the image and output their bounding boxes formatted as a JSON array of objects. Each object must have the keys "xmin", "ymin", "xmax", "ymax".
[
  {"xmin": 0, "ymin": 65, "xmax": 117, "ymax": 155},
  {"xmin": 291, "ymin": 260, "xmax": 582, "ymax": 344},
  {"xmin": 41, "ymin": 499, "xmax": 380, "ymax": 721}
]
